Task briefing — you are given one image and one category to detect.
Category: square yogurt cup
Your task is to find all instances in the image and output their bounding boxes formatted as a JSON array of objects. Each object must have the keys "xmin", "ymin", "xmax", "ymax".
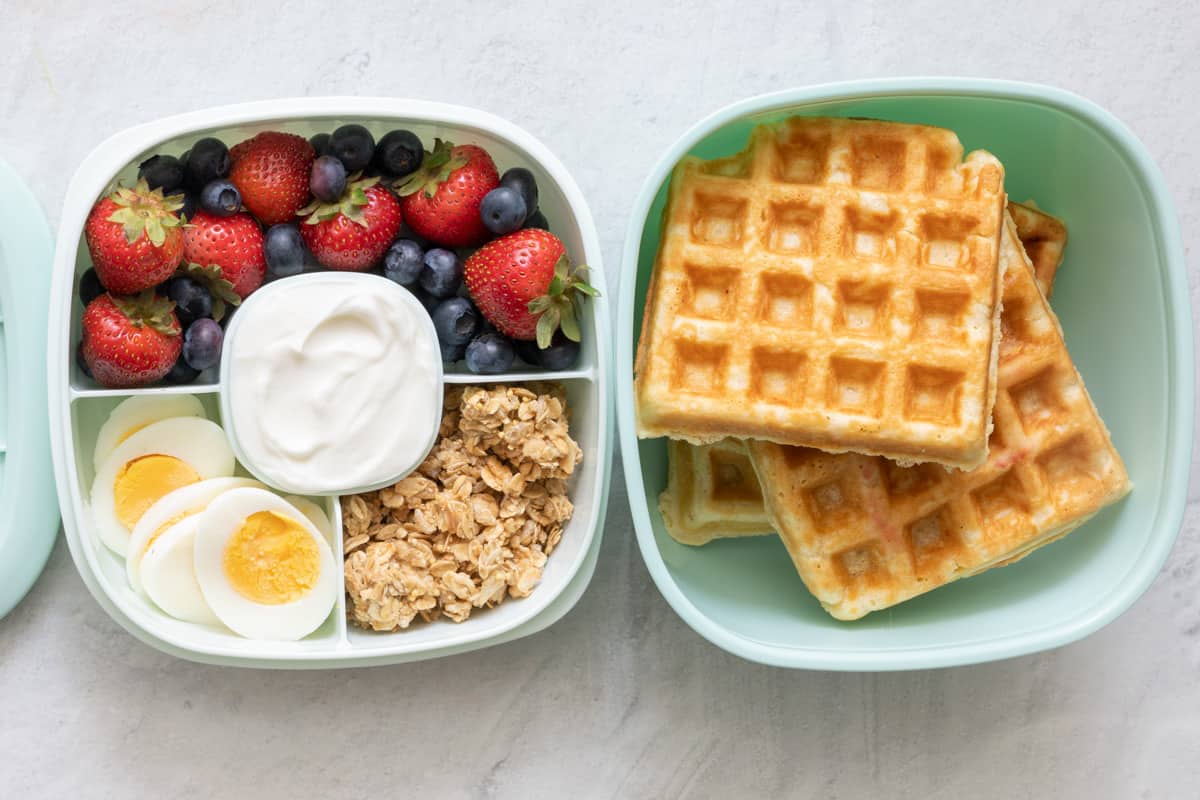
[
  {"xmin": 49, "ymin": 98, "xmax": 612, "ymax": 667},
  {"xmin": 617, "ymin": 79, "xmax": 1193, "ymax": 670}
]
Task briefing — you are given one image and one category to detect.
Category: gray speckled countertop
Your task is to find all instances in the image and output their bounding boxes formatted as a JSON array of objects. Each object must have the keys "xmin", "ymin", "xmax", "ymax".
[{"xmin": 1, "ymin": 1, "xmax": 1198, "ymax": 797}]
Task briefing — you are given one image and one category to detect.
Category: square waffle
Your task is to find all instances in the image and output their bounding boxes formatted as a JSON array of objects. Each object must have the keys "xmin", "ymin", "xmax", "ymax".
[
  {"xmin": 660, "ymin": 200, "xmax": 1071, "ymax": 546},
  {"xmin": 748, "ymin": 214, "xmax": 1130, "ymax": 620},
  {"xmin": 635, "ymin": 117, "xmax": 1009, "ymax": 469},
  {"xmin": 659, "ymin": 438, "xmax": 773, "ymax": 545},
  {"xmin": 1009, "ymin": 201, "xmax": 1068, "ymax": 297}
]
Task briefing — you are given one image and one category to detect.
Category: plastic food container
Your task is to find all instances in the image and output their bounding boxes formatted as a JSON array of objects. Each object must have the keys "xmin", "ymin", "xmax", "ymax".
[
  {"xmin": 48, "ymin": 98, "xmax": 612, "ymax": 667},
  {"xmin": 616, "ymin": 78, "xmax": 1193, "ymax": 670}
]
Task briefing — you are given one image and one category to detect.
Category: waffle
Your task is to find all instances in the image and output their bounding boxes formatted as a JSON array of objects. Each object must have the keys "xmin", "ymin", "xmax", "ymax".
[
  {"xmin": 1009, "ymin": 201, "xmax": 1068, "ymax": 297},
  {"xmin": 748, "ymin": 214, "xmax": 1130, "ymax": 619},
  {"xmin": 659, "ymin": 438, "xmax": 773, "ymax": 545},
  {"xmin": 661, "ymin": 200, "xmax": 1072, "ymax": 546},
  {"xmin": 635, "ymin": 117, "xmax": 1008, "ymax": 469}
]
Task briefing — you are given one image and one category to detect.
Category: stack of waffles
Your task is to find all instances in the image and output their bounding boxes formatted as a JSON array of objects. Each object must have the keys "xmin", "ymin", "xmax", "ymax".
[{"xmin": 634, "ymin": 117, "xmax": 1130, "ymax": 620}]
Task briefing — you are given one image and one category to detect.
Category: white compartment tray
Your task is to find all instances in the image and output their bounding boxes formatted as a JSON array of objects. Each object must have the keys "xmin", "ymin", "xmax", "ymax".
[{"xmin": 48, "ymin": 98, "xmax": 612, "ymax": 667}]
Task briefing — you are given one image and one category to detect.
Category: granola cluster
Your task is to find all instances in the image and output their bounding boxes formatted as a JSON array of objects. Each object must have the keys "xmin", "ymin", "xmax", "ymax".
[{"xmin": 343, "ymin": 384, "xmax": 582, "ymax": 631}]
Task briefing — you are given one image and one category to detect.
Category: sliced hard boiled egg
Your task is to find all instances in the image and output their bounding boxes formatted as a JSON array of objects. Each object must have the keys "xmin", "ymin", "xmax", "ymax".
[
  {"xmin": 126, "ymin": 476, "xmax": 262, "ymax": 595},
  {"xmin": 91, "ymin": 417, "xmax": 235, "ymax": 557},
  {"xmin": 139, "ymin": 515, "xmax": 221, "ymax": 626},
  {"xmin": 282, "ymin": 495, "xmax": 334, "ymax": 546},
  {"xmin": 194, "ymin": 488, "xmax": 337, "ymax": 641},
  {"xmin": 93, "ymin": 394, "xmax": 206, "ymax": 472}
]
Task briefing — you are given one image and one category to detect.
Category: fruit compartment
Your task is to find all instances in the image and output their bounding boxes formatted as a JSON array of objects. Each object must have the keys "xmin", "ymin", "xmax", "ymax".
[
  {"xmin": 51, "ymin": 99, "xmax": 610, "ymax": 664},
  {"xmin": 66, "ymin": 116, "xmax": 596, "ymax": 396}
]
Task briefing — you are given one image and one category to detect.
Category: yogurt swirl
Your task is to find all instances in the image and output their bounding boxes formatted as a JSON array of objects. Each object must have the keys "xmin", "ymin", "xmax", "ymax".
[{"xmin": 224, "ymin": 273, "xmax": 442, "ymax": 495}]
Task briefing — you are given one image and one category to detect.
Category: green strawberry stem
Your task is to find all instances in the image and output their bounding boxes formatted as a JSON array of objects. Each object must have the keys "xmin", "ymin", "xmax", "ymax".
[
  {"xmin": 297, "ymin": 174, "xmax": 379, "ymax": 228},
  {"xmin": 392, "ymin": 139, "xmax": 468, "ymax": 198},
  {"xmin": 527, "ymin": 254, "xmax": 599, "ymax": 348},
  {"xmin": 107, "ymin": 179, "xmax": 185, "ymax": 246},
  {"xmin": 112, "ymin": 290, "xmax": 179, "ymax": 336}
]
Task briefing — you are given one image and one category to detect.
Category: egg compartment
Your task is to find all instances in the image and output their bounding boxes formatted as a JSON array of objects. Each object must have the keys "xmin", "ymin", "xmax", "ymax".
[
  {"xmin": 67, "ymin": 390, "xmax": 346, "ymax": 656},
  {"xmin": 51, "ymin": 99, "xmax": 611, "ymax": 665}
]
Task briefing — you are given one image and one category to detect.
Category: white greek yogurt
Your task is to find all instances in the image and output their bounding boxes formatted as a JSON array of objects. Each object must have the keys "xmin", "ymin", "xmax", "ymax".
[{"xmin": 220, "ymin": 272, "xmax": 442, "ymax": 495}]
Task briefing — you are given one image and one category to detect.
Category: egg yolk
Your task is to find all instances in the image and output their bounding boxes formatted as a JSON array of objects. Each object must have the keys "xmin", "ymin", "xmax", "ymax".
[
  {"xmin": 222, "ymin": 511, "xmax": 319, "ymax": 605},
  {"xmin": 113, "ymin": 455, "xmax": 201, "ymax": 531}
]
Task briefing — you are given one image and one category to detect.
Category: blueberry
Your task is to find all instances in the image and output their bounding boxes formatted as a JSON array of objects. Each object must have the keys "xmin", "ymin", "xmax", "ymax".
[
  {"xmin": 199, "ymin": 179, "xmax": 241, "ymax": 217},
  {"xmin": 500, "ymin": 167, "xmax": 538, "ymax": 215},
  {"xmin": 431, "ymin": 297, "xmax": 480, "ymax": 349},
  {"xmin": 182, "ymin": 318, "xmax": 223, "ymax": 371},
  {"xmin": 185, "ymin": 137, "xmax": 230, "ymax": 189},
  {"xmin": 382, "ymin": 239, "xmax": 424, "ymax": 286},
  {"xmin": 79, "ymin": 268, "xmax": 104, "ymax": 307},
  {"xmin": 419, "ymin": 248, "xmax": 463, "ymax": 298},
  {"xmin": 480, "ymin": 187, "xmax": 528, "ymax": 236},
  {"xmin": 373, "ymin": 129, "xmax": 424, "ymax": 178},
  {"xmin": 264, "ymin": 224, "xmax": 308, "ymax": 279},
  {"xmin": 465, "ymin": 332, "xmax": 515, "ymax": 374},
  {"xmin": 537, "ymin": 332, "xmax": 581, "ymax": 370},
  {"xmin": 164, "ymin": 356, "xmax": 200, "ymax": 385},
  {"xmin": 309, "ymin": 132, "xmax": 332, "ymax": 157},
  {"xmin": 330, "ymin": 124, "xmax": 375, "ymax": 172},
  {"xmin": 308, "ymin": 155, "xmax": 347, "ymax": 203},
  {"xmin": 407, "ymin": 285, "xmax": 440, "ymax": 314},
  {"xmin": 137, "ymin": 154, "xmax": 186, "ymax": 193},
  {"xmin": 76, "ymin": 342, "xmax": 92, "ymax": 379},
  {"xmin": 514, "ymin": 338, "xmax": 542, "ymax": 366},
  {"xmin": 522, "ymin": 209, "xmax": 550, "ymax": 231},
  {"xmin": 166, "ymin": 276, "xmax": 213, "ymax": 325},
  {"xmin": 440, "ymin": 341, "xmax": 466, "ymax": 363}
]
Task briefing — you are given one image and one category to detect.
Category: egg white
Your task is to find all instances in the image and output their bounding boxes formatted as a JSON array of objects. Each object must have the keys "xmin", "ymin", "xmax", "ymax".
[
  {"xmin": 126, "ymin": 476, "xmax": 262, "ymax": 594},
  {"xmin": 91, "ymin": 417, "xmax": 235, "ymax": 557},
  {"xmin": 193, "ymin": 487, "xmax": 337, "ymax": 641},
  {"xmin": 139, "ymin": 515, "xmax": 222, "ymax": 626},
  {"xmin": 282, "ymin": 495, "xmax": 335, "ymax": 547},
  {"xmin": 93, "ymin": 394, "xmax": 206, "ymax": 473}
]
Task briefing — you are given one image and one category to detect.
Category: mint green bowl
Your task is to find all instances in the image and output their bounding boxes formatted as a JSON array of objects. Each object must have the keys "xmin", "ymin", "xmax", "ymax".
[{"xmin": 616, "ymin": 78, "xmax": 1193, "ymax": 670}]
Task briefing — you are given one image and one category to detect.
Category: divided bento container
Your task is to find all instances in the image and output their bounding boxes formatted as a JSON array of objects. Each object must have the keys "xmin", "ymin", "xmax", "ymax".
[
  {"xmin": 49, "ymin": 98, "xmax": 612, "ymax": 667},
  {"xmin": 617, "ymin": 79, "xmax": 1193, "ymax": 670}
]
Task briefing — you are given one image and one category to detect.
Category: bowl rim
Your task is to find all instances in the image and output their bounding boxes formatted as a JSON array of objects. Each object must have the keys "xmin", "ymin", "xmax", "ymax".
[
  {"xmin": 49, "ymin": 96, "xmax": 613, "ymax": 666},
  {"xmin": 616, "ymin": 77, "xmax": 1195, "ymax": 670}
]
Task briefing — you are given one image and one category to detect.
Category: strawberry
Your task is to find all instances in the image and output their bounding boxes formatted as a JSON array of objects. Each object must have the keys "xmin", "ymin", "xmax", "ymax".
[
  {"xmin": 463, "ymin": 229, "xmax": 598, "ymax": 346},
  {"xmin": 84, "ymin": 180, "xmax": 185, "ymax": 294},
  {"xmin": 298, "ymin": 176, "xmax": 402, "ymax": 271},
  {"xmin": 182, "ymin": 210, "xmax": 267, "ymax": 298},
  {"xmin": 228, "ymin": 131, "xmax": 314, "ymax": 225},
  {"xmin": 81, "ymin": 292, "xmax": 182, "ymax": 388},
  {"xmin": 394, "ymin": 139, "xmax": 498, "ymax": 248}
]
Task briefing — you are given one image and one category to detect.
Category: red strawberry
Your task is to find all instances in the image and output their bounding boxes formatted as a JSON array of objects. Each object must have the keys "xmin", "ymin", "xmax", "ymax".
[
  {"xmin": 81, "ymin": 292, "xmax": 182, "ymax": 388},
  {"xmin": 394, "ymin": 139, "xmax": 498, "ymax": 248},
  {"xmin": 228, "ymin": 131, "xmax": 314, "ymax": 225},
  {"xmin": 182, "ymin": 210, "xmax": 267, "ymax": 298},
  {"xmin": 84, "ymin": 180, "xmax": 184, "ymax": 294},
  {"xmin": 299, "ymin": 176, "xmax": 402, "ymax": 271},
  {"xmin": 464, "ymin": 229, "xmax": 598, "ymax": 345}
]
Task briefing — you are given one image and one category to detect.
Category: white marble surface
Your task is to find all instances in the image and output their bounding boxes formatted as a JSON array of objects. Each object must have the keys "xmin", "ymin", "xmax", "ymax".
[{"xmin": 1, "ymin": 1, "xmax": 1198, "ymax": 796}]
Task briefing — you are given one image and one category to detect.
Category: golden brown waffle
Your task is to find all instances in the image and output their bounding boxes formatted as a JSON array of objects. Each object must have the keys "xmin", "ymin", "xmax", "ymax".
[
  {"xmin": 635, "ymin": 117, "xmax": 1008, "ymax": 469},
  {"xmin": 748, "ymin": 215, "xmax": 1129, "ymax": 620},
  {"xmin": 659, "ymin": 438, "xmax": 773, "ymax": 545},
  {"xmin": 661, "ymin": 201, "xmax": 1072, "ymax": 547},
  {"xmin": 1009, "ymin": 201, "xmax": 1068, "ymax": 297}
]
